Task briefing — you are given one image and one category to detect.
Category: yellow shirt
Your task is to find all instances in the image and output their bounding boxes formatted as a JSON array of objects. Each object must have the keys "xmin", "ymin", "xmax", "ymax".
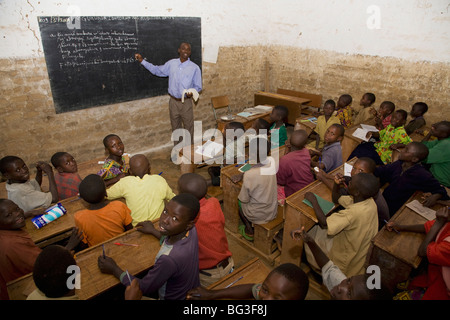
[
  {"xmin": 106, "ymin": 174, "xmax": 175, "ymax": 226},
  {"xmin": 327, "ymin": 196, "xmax": 378, "ymax": 277},
  {"xmin": 308, "ymin": 114, "xmax": 341, "ymax": 149},
  {"xmin": 353, "ymin": 107, "xmax": 375, "ymax": 126}
]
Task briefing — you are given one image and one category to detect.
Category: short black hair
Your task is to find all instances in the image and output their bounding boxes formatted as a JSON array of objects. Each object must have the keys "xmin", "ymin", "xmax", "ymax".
[
  {"xmin": 225, "ymin": 121, "xmax": 245, "ymax": 131},
  {"xmin": 364, "ymin": 93, "xmax": 376, "ymax": 105},
  {"xmin": 0, "ymin": 155, "xmax": 22, "ymax": 175},
  {"xmin": 254, "ymin": 118, "xmax": 270, "ymax": 130},
  {"xmin": 330, "ymin": 123, "xmax": 345, "ymax": 137},
  {"xmin": 435, "ymin": 121, "xmax": 450, "ymax": 137},
  {"xmin": 324, "ymin": 99, "xmax": 336, "ymax": 108},
  {"xmin": 352, "ymin": 172, "xmax": 380, "ymax": 199},
  {"xmin": 381, "ymin": 101, "xmax": 395, "ymax": 113},
  {"xmin": 178, "ymin": 173, "xmax": 208, "ymax": 200},
  {"xmin": 412, "ymin": 102, "xmax": 428, "ymax": 115},
  {"xmin": 409, "ymin": 141, "xmax": 429, "ymax": 162},
  {"xmin": 171, "ymin": 193, "xmax": 200, "ymax": 221},
  {"xmin": 356, "ymin": 157, "xmax": 376, "ymax": 173},
  {"xmin": 339, "ymin": 94, "xmax": 353, "ymax": 107},
  {"xmin": 50, "ymin": 152, "xmax": 68, "ymax": 168},
  {"xmin": 273, "ymin": 105, "xmax": 289, "ymax": 119},
  {"xmin": 249, "ymin": 137, "xmax": 271, "ymax": 163},
  {"xmin": 270, "ymin": 263, "xmax": 309, "ymax": 300},
  {"xmin": 78, "ymin": 174, "xmax": 106, "ymax": 204},
  {"xmin": 395, "ymin": 109, "xmax": 408, "ymax": 121},
  {"xmin": 32, "ymin": 245, "xmax": 77, "ymax": 298},
  {"xmin": 102, "ymin": 134, "xmax": 120, "ymax": 148}
]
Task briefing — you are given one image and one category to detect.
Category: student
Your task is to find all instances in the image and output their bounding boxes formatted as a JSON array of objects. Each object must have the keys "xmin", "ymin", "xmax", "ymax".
[
  {"xmin": 291, "ymin": 227, "xmax": 392, "ymax": 300},
  {"xmin": 0, "ymin": 199, "xmax": 81, "ymax": 300},
  {"xmin": 310, "ymin": 123, "xmax": 344, "ymax": 173},
  {"xmin": 238, "ymin": 138, "xmax": 278, "ymax": 241},
  {"xmin": 348, "ymin": 109, "xmax": 412, "ymax": 165},
  {"xmin": 50, "ymin": 152, "xmax": 82, "ymax": 200},
  {"xmin": 74, "ymin": 174, "xmax": 133, "ymax": 247},
  {"xmin": 186, "ymin": 262, "xmax": 309, "ymax": 300},
  {"xmin": 178, "ymin": 173, "xmax": 234, "ymax": 287},
  {"xmin": 372, "ymin": 101, "xmax": 395, "ymax": 130},
  {"xmin": 421, "ymin": 121, "xmax": 450, "ymax": 188},
  {"xmin": 27, "ymin": 245, "xmax": 80, "ymax": 300},
  {"xmin": 106, "ymin": 154, "xmax": 175, "ymax": 226},
  {"xmin": 0, "ymin": 156, "xmax": 58, "ymax": 214},
  {"xmin": 335, "ymin": 94, "xmax": 353, "ymax": 128},
  {"xmin": 316, "ymin": 157, "xmax": 390, "ymax": 229},
  {"xmin": 405, "ymin": 102, "xmax": 428, "ymax": 135},
  {"xmin": 277, "ymin": 129, "xmax": 315, "ymax": 198},
  {"xmin": 386, "ymin": 206, "xmax": 450, "ymax": 300},
  {"xmin": 308, "ymin": 99, "xmax": 341, "ymax": 150},
  {"xmin": 269, "ymin": 105, "xmax": 289, "ymax": 148},
  {"xmin": 374, "ymin": 142, "xmax": 449, "ymax": 216},
  {"xmin": 303, "ymin": 173, "xmax": 379, "ymax": 277},
  {"xmin": 353, "ymin": 92, "xmax": 376, "ymax": 126},
  {"xmin": 97, "ymin": 134, "xmax": 129, "ymax": 187},
  {"xmin": 98, "ymin": 194, "xmax": 201, "ymax": 300},
  {"xmin": 135, "ymin": 42, "xmax": 202, "ymax": 145}
]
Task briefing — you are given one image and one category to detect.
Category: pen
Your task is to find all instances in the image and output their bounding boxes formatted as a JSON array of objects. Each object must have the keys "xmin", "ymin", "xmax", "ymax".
[
  {"xmin": 225, "ymin": 276, "xmax": 244, "ymax": 288},
  {"xmin": 319, "ymin": 156, "xmax": 321, "ymax": 168},
  {"xmin": 114, "ymin": 242, "xmax": 139, "ymax": 247},
  {"xmin": 102, "ymin": 244, "xmax": 106, "ymax": 258},
  {"xmin": 384, "ymin": 219, "xmax": 400, "ymax": 234},
  {"xmin": 158, "ymin": 171, "xmax": 163, "ymax": 175},
  {"xmin": 126, "ymin": 270, "xmax": 132, "ymax": 284}
]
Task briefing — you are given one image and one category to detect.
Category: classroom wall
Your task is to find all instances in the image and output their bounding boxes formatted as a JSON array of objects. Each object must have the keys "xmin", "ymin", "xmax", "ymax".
[{"xmin": 0, "ymin": 0, "xmax": 449, "ymax": 166}]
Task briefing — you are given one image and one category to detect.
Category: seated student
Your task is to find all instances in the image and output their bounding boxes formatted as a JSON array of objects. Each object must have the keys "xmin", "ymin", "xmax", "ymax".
[
  {"xmin": 178, "ymin": 173, "xmax": 234, "ymax": 287},
  {"xmin": 0, "ymin": 156, "xmax": 58, "ymax": 214},
  {"xmin": 421, "ymin": 121, "xmax": 450, "ymax": 188},
  {"xmin": 348, "ymin": 109, "xmax": 412, "ymax": 165},
  {"xmin": 291, "ymin": 227, "xmax": 392, "ymax": 300},
  {"xmin": 316, "ymin": 157, "xmax": 390, "ymax": 229},
  {"xmin": 353, "ymin": 92, "xmax": 376, "ymax": 126},
  {"xmin": 186, "ymin": 262, "xmax": 309, "ymax": 300},
  {"xmin": 386, "ymin": 206, "xmax": 450, "ymax": 300},
  {"xmin": 308, "ymin": 99, "xmax": 341, "ymax": 150},
  {"xmin": 405, "ymin": 102, "xmax": 428, "ymax": 135},
  {"xmin": 303, "ymin": 173, "xmax": 379, "ymax": 277},
  {"xmin": 277, "ymin": 129, "xmax": 315, "ymax": 198},
  {"xmin": 106, "ymin": 154, "xmax": 175, "ymax": 226},
  {"xmin": 74, "ymin": 174, "xmax": 133, "ymax": 247},
  {"xmin": 27, "ymin": 245, "xmax": 79, "ymax": 300},
  {"xmin": 97, "ymin": 134, "xmax": 129, "ymax": 187},
  {"xmin": 98, "ymin": 194, "xmax": 201, "ymax": 300},
  {"xmin": 310, "ymin": 123, "xmax": 344, "ymax": 173},
  {"xmin": 0, "ymin": 199, "xmax": 81, "ymax": 300},
  {"xmin": 246, "ymin": 118, "xmax": 271, "ymax": 141},
  {"xmin": 372, "ymin": 101, "xmax": 395, "ymax": 130},
  {"xmin": 238, "ymin": 138, "xmax": 278, "ymax": 241},
  {"xmin": 335, "ymin": 94, "xmax": 353, "ymax": 128},
  {"xmin": 50, "ymin": 152, "xmax": 82, "ymax": 200},
  {"xmin": 269, "ymin": 105, "xmax": 289, "ymax": 149},
  {"xmin": 374, "ymin": 142, "xmax": 449, "ymax": 216}
]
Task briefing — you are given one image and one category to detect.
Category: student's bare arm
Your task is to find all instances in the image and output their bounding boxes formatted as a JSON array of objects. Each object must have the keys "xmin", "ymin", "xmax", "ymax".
[
  {"xmin": 291, "ymin": 226, "xmax": 330, "ymax": 269},
  {"xmin": 37, "ymin": 161, "xmax": 59, "ymax": 203},
  {"xmin": 304, "ymin": 192, "xmax": 327, "ymax": 228}
]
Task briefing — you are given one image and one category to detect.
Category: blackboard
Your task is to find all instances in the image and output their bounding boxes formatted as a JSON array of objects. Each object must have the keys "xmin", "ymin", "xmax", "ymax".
[{"xmin": 37, "ymin": 16, "xmax": 202, "ymax": 114}]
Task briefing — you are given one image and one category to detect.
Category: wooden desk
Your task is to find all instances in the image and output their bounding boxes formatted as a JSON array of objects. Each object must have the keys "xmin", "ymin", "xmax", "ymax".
[
  {"xmin": 365, "ymin": 192, "xmax": 443, "ymax": 291},
  {"xmin": 340, "ymin": 120, "xmax": 376, "ymax": 163},
  {"xmin": 7, "ymin": 227, "xmax": 161, "ymax": 300},
  {"xmin": 280, "ymin": 157, "xmax": 358, "ymax": 266},
  {"xmin": 207, "ymin": 257, "xmax": 271, "ymax": 291},
  {"xmin": 295, "ymin": 116, "xmax": 317, "ymax": 136},
  {"xmin": 254, "ymin": 91, "xmax": 311, "ymax": 125},
  {"xmin": 216, "ymin": 106, "xmax": 274, "ymax": 133}
]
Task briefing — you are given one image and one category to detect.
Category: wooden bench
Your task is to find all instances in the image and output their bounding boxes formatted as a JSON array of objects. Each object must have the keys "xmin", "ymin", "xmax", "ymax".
[
  {"xmin": 277, "ymin": 88, "xmax": 322, "ymax": 115},
  {"xmin": 254, "ymin": 205, "xmax": 284, "ymax": 255}
]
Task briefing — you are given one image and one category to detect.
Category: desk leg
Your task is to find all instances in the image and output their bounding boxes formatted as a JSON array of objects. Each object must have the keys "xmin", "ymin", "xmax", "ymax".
[
  {"xmin": 180, "ymin": 163, "xmax": 196, "ymax": 174},
  {"xmin": 222, "ymin": 176, "xmax": 241, "ymax": 233}
]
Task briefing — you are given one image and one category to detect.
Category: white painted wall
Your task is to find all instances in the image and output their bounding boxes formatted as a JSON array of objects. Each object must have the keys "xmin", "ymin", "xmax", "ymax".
[{"xmin": 0, "ymin": 0, "xmax": 449, "ymax": 62}]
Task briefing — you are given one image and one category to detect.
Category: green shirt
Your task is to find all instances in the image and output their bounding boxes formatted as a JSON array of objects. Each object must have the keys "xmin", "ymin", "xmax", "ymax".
[
  {"xmin": 422, "ymin": 137, "xmax": 450, "ymax": 188},
  {"xmin": 270, "ymin": 123, "xmax": 287, "ymax": 149}
]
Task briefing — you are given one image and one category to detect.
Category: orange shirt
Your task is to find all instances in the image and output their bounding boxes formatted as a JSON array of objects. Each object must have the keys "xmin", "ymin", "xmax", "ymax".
[{"xmin": 74, "ymin": 201, "xmax": 132, "ymax": 247}]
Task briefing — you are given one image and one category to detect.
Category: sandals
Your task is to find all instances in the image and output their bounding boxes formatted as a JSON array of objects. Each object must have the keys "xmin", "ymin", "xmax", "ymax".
[{"xmin": 238, "ymin": 225, "xmax": 254, "ymax": 241}]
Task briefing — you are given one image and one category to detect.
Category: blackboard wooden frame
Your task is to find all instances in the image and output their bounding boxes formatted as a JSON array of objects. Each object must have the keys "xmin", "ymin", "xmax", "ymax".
[{"xmin": 37, "ymin": 16, "xmax": 202, "ymax": 114}]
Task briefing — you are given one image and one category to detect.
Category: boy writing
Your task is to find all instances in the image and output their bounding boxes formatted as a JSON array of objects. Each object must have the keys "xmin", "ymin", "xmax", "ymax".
[
  {"xmin": 374, "ymin": 141, "xmax": 449, "ymax": 216},
  {"xmin": 106, "ymin": 154, "xmax": 175, "ymax": 226},
  {"xmin": 50, "ymin": 152, "xmax": 82, "ymax": 200},
  {"xmin": 353, "ymin": 92, "xmax": 376, "ymax": 126},
  {"xmin": 303, "ymin": 173, "xmax": 379, "ymax": 277},
  {"xmin": 186, "ymin": 263, "xmax": 309, "ymax": 300},
  {"xmin": 269, "ymin": 105, "xmax": 289, "ymax": 148},
  {"xmin": 348, "ymin": 109, "xmax": 412, "ymax": 165},
  {"xmin": 310, "ymin": 123, "xmax": 344, "ymax": 173},
  {"xmin": 0, "ymin": 156, "xmax": 58, "ymax": 214},
  {"xmin": 97, "ymin": 134, "xmax": 129, "ymax": 187},
  {"xmin": 405, "ymin": 102, "xmax": 428, "ymax": 135},
  {"xmin": 372, "ymin": 101, "xmax": 395, "ymax": 130},
  {"xmin": 74, "ymin": 174, "xmax": 133, "ymax": 247},
  {"xmin": 308, "ymin": 99, "xmax": 341, "ymax": 150},
  {"xmin": 98, "ymin": 194, "xmax": 201, "ymax": 300},
  {"xmin": 421, "ymin": 121, "xmax": 450, "ymax": 188},
  {"xmin": 335, "ymin": 94, "xmax": 353, "ymax": 128},
  {"xmin": 178, "ymin": 173, "xmax": 234, "ymax": 287}
]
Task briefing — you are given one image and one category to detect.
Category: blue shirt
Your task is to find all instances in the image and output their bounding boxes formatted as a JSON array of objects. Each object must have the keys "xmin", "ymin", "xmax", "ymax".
[
  {"xmin": 141, "ymin": 58, "xmax": 202, "ymax": 99},
  {"xmin": 322, "ymin": 141, "xmax": 343, "ymax": 173}
]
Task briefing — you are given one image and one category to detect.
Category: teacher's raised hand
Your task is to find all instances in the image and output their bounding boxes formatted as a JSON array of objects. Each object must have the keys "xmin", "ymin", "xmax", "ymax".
[{"xmin": 134, "ymin": 53, "xmax": 143, "ymax": 63}]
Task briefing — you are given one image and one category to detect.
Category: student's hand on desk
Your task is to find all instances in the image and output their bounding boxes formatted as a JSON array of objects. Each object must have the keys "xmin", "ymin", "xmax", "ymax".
[
  {"xmin": 125, "ymin": 278, "xmax": 143, "ymax": 300},
  {"xmin": 290, "ymin": 226, "xmax": 311, "ymax": 243},
  {"xmin": 435, "ymin": 207, "xmax": 449, "ymax": 223},
  {"xmin": 421, "ymin": 193, "xmax": 441, "ymax": 208},
  {"xmin": 98, "ymin": 255, "xmax": 120, "ymax": 275},
  {"xmin": 186, "ymin": 286, "xmax": 212, "ymax": 300},
  {"xmin": 333, "ymin": 173, "xmax": 346, "ymax": 186},
  {"xmin": 136, "ymin": 221, "xmax": 158, "ymax": 236},
  {"xmin": 24, "ymin": 207, "xmax": 46, "ymax": 218},
  {"xmin": 65, "ymin": 227, "xmax": 83, "ymax": 252},
  {"xmin": 304, "ymin": 192, "xmax": 317, "ymax": 204},
  {"xmin": 385, "ymin": 221, "xmax": 400, "ymax": 233}
]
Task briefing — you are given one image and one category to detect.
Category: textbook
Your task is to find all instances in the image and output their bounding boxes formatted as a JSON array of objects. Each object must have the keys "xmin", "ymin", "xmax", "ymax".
[{"xmin": 302, "ymin": 193, "xmax": 335, "ymax": 215}]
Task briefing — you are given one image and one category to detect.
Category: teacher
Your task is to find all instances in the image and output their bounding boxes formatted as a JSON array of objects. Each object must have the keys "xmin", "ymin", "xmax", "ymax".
[{"xmin": 135, "ymin": 42, "xmax": 202, "ymax": 145}]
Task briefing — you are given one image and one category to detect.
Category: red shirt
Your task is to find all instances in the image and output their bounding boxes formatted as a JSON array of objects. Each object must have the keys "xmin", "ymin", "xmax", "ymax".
[
  {"xmin": 195, "ymin": 197, "xmax": 232, "ymax": 270},
  {"xmin": 54, "ymin": 172, "xmax": 82, "ymax": 200}
]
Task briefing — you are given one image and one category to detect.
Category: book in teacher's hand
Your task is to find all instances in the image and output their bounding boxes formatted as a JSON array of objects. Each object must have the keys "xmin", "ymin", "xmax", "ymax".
[{"xmin": 302, "ymin": 193, "xmax": 335, "ymax": 216}]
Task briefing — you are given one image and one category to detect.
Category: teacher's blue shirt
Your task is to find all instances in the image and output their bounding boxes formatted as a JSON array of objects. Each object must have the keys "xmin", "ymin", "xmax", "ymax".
[{"xmin": 141, "ymin": 58, "xmax": 202, "ymax": 99}]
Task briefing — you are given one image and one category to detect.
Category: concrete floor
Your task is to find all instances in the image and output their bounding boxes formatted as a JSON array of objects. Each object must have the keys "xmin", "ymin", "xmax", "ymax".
[{"xmin": 146, "ymin": 146, "xmax": 330, "ymax": 300}]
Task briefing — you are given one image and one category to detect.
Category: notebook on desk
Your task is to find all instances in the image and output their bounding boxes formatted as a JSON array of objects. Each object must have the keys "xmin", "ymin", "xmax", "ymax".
[{"xmin": 302, "ymin": 193, "xmax": 335, "ymax": 215}]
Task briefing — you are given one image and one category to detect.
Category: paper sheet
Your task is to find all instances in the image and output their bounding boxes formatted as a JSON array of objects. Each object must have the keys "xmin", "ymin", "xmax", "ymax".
[
  {"xmin": 195, "ymin": 140, "xmax": 223, "ymax": 159},
  {"xmin": 360, "ymin": 124, "xmax": 379, "ymax": 132},
  {"xmin": 182, "ymin": 88, "xmax": 200, "ymax": 103},
  {"xmin": 344, "ymin": 162, "xmax": 353, "ymax": 176},
  {"xmin": 352, "ymin": 128, "xmax": 370, "ymax": 142},
  {"xmin": 405, "ymin": 200, "xmax": 437, "ymax": 221}
]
